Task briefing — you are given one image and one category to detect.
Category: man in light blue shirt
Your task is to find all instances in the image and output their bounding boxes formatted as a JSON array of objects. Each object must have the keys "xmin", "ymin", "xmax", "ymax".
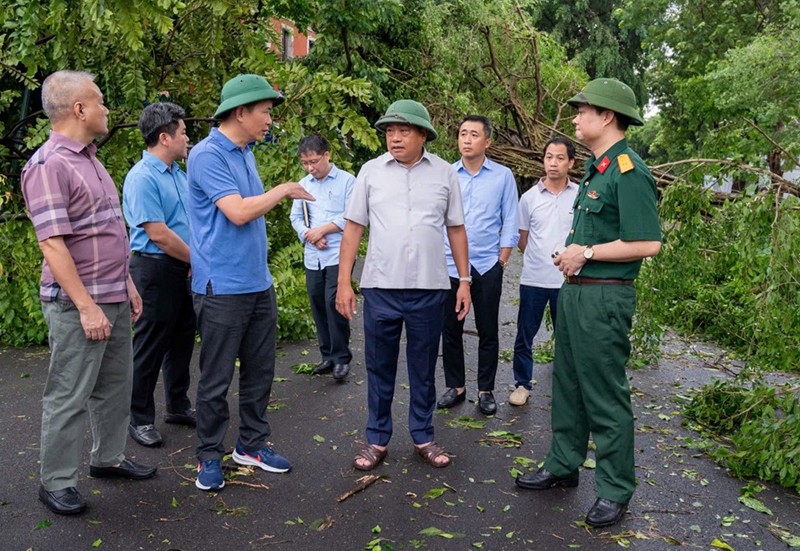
[
  {"xmin": 123, "ymin": 102, "xmax": 195, "ymax": 449},
  {"xmin": 439, "ymin": 115, "xmax": 519, "ymax": 416},
  {"xmin": 290, "ymin": 135, "xmax": 355, "ymax": 380}
]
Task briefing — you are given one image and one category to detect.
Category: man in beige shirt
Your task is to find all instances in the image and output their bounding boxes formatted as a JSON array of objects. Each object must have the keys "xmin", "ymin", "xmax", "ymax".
[{"xmin": 337, "ymin": 100, "xmax": 471, "ymax": 471}]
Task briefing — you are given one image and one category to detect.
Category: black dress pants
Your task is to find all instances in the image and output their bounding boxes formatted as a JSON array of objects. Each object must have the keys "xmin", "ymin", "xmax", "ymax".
[
  {"xmin": 441, "ymin": 262, "xmax": 503, "ymax": 391},
  {"xmin": 129, "ymin": 254, "xmax": 195, "ymax": 426}
]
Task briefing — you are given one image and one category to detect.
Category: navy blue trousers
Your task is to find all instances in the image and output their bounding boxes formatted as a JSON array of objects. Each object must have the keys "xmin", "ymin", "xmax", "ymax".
[
  {"xmin": 512, "ymin": 285, "xmax": 560, "ymax": 390},
  {"xmin": 362, "ymin": 288, "xmax": 447, "ymax": 446}
]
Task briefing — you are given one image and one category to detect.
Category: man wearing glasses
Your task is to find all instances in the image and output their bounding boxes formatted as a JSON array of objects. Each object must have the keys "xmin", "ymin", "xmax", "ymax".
[{"xmin": 290, "ymin": 135, "xmax": 355, "ymax": 380}]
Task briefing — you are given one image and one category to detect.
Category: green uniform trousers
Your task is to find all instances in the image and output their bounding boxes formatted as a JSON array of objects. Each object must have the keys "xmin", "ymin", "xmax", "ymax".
[
  {"xmin": 40, "ymin": 300, "xmax": 132, "ymax": 491},
  {"xmin": 543, "ymin": 282, "xmax": 637, "ymax": 504}
]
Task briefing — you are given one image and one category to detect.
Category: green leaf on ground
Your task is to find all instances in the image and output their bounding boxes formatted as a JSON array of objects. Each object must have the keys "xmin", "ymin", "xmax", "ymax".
[
  {"xmin": 738, "ymin": 495, "xmax": 772, "ymax": 515},
  {"xmin": 313, "ymin": 434, "xmax": 325, "ymax": 443},
  {"xmin": 418, "ymin": 526, "xmax": 463, "ymax": 539},
  {"xmin": 423, "ymin": 487, "xmax": 448, "ymax": 500},
  {"xmin": 446, "ymin": 416, "xmax": 486, "ymax": 430},
  {"xmin": 34, "ymin": 519, "xmax": 52, "ymax": 530},
  {"xmin": 711, "ymin": 538, "xmax": 734, "ymax": 550},
  {"xmin": 291, "ymin": 362, "xmax": 314, "ymax": 374}
]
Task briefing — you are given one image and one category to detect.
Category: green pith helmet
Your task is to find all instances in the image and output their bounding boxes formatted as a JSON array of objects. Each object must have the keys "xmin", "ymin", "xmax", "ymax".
[
  {"xmin": 566, "ymin": 78, "xmax": 644, "ymax": 126},
  {"xmin": 213, "ymin": 74, "xmax": 284, "ymax": 119},
  {"xmin": 375, "ymin": 99, "xmax": 438, "ymax": 141}
]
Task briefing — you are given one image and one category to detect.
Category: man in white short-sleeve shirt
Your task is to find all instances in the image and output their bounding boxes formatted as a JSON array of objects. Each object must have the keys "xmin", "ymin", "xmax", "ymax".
[{"xmin": 509, "ymin": 137, "xmax": 578, "ymax": 406}]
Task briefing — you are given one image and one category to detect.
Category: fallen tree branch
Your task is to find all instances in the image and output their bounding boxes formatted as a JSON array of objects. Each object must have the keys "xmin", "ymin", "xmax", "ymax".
[{"xmin": 336, "ymin": 474, "xmax": 383, "ymax": 503}]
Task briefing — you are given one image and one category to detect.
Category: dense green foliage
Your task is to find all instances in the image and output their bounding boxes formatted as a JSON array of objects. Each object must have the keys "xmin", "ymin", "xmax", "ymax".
[
  {"xmin": 0, "ymin": 0, "xmax": 380, "ymax": 344},
  {"xmin": 637, "ymin": 182, "xmax": 800, "ymax": 371},
  {"xmin": 620, "ymin": 0, "xmax": 800, "ymax": 174},
  {"xmin": 682, "ymin": 378, "xmax": 800, "ymax": 493}
]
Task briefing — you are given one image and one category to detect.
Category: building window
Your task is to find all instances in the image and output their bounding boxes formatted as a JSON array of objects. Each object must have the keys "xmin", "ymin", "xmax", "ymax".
[{"xmin": 282, "ymin": 28, "xmax": 294, "ymax": 61}]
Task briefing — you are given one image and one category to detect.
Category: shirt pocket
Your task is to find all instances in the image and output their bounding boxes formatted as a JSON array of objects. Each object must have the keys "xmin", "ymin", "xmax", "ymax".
[
  {"xmin": 324, "ymin": 187, "xmax": 347, "ymax": 219},
  {"xmin": 581, "ymin": 199, "xmax": 605, "ymax": 240}
]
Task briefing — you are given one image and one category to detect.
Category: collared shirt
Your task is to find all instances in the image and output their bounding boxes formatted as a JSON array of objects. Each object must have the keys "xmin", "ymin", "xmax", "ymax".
[
  {"xmin": 518, "ymin": 178, "xmax": 579, "ymax": 288},
  {"xmin": 187, "ymin": 128, "xmax": 272, "ymax": 295},
  {"xmin": 21, "ymin": 131, "xmax": 130, "ymax": 303},
  {"xmin": 289, "ymin": 164, "xmax": 355, "ymax": 270},
  {"xmin": 445, "ymin": 156, "xmax": 519, "ymax": 277},
  {"xmin": 345, "ymin": 150, "xmax": 465, "ymax": 290},
  {"xmin": 568, "ymin": 138, "xmax": 662, "ymax": 279},
  {"xmin": 123, "ymin": 150, "xmax": 191, "ymax": 255}
]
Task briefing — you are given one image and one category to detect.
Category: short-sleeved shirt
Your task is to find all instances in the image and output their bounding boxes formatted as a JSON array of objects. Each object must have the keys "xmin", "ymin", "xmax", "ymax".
[
  {"xmin": 187, "ymin": 128, "xmax": 271, "ymax": 295},
  {"xmin": 444, "ymin": 156, "xmax": 519, "ymax": 277},
  {"xmin": 519, "ymin": 178, "xmax": 579, "ymax": 288},
  {"xmin": 345, "ymin": 150, "xmax": 465, "ymax": 290},
  {"xmin": 123, "ymin": 151, "xmax": 191, "ymax": 255},
  {"xmin": 21, "ymin": 131, "xmax": 130, "ymax": 303},
  {"xmin": 289, "ymin": 164, "xmax": 355, "ymax": 270},
  {"xmin": 567, "ymin": 138, "xmax": 662, "ymax": 279}
]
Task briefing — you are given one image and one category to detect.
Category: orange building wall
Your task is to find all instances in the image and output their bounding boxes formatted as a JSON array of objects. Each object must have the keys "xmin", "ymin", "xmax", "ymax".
[{"xmin": 271, "ymin": 18, "xmax": 316, "ymax": 59}]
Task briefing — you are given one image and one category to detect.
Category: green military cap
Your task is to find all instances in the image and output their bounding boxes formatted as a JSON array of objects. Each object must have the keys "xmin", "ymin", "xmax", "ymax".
[
  {"xmin": 567, "ymin": 78, "xmax": 644, "ymax": 126},
  {"xmin": 213, "ymin": 74, "xmax": 284, "ymax": 119},
  {"xmin": 375, "ymin": 99, "xmax": 438, "ymax": 141}
]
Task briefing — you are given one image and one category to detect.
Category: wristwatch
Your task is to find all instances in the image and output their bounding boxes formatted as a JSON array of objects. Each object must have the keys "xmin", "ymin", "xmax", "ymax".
[
  {"xmin": 459, "ymin": 276, "xmax": 473, "ymax": 285},
  {"xmin": 583, "ymin": 245, "xmax": 594, "ymax": 260}
]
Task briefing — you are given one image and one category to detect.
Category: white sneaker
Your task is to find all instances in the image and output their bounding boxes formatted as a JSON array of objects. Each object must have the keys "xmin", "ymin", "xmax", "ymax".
[{"xmin": 509, "ymin": 386, "xmax": 530, "ymax": 406}]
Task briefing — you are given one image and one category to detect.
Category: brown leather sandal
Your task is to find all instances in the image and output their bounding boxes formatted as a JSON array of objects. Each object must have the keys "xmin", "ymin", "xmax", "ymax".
[
  {"xmin": 353, "ymin": 444, "xmax": 387, "ymax": 471},
  {"xmin": 415, "ymin": 441, "xmax": 451, "ymax": 468}
]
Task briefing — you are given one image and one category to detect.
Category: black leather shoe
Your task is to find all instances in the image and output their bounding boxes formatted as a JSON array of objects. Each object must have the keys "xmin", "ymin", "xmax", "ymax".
[
  {"xmin": 515, "ymin": 467, "xmax": 579, "ymax": 490},
  {"xmin": 585, "ymin": 498, "xmax": 627, "ymax": 528},
  {"xmin": 164, "ymin": 408, "xmax": 196, "ymax": 427},
  {"xmin": 437, "ymin": 388, "xmax": 466, "ymax": 409},
  {"xmin": 89, "ymin": 458, "xmax": 157, "ymax": 480},
  {"xmin": 128, "ymin": 424, "xmax": 163, "ymax": 447},
  {"xmin": 38, "ymin": 485, "xmax": 85, "ymax": 515},
  {"xmin": 333, "ymin": 363, "xmax": 350, "ymax": 380},
  {"xmin": 478, "ymin": 391, "xmax": 497, "ymax": 415},
  {"xmin": 313, "ymin": 360, "xmax": 334, "ymax": 375}
]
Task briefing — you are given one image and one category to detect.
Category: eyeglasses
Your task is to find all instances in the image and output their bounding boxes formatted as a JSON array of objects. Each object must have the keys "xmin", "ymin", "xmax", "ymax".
[{"xmin": 300, "ymin": 157, "xmax": 324, "ymax": 168}]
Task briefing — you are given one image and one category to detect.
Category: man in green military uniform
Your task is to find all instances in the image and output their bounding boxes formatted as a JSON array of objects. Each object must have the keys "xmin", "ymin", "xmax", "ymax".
[{"xmin": 515, "ymin": 78, "xmax": 661, "ymax": 528}]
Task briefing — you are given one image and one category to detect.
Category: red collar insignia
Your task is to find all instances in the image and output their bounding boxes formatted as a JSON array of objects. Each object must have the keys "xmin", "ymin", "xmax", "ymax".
[{"xmin": 597, "ymin": 156, "xmax": 611, "ymax": 174}]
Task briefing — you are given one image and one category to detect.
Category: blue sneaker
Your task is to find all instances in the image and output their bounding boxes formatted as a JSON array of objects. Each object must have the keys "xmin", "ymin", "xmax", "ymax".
[
  {"xmin": 232, "ymin": 441, "xmax": 292, "ymax": 473},
  {"xmin": 195, "ymin": 459, "xmax": 225, "ymax": 491}
]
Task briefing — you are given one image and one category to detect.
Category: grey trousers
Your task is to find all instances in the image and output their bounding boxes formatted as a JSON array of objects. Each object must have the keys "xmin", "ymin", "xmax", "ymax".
[{"xmin": 40, "ymin": 300, "xmax": 132, "ymax": 491}]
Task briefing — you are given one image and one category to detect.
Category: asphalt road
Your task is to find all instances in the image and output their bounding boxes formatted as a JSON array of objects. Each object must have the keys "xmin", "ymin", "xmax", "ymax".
[{"xmin": 1, "ymin": 253, "xmax": 798, "ymax": 551}]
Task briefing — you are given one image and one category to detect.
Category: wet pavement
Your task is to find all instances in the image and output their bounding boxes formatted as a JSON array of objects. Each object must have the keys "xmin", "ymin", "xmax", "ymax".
[{"xmin": 1, "ymin": 254, "xmax": 799, "ymax": 551}]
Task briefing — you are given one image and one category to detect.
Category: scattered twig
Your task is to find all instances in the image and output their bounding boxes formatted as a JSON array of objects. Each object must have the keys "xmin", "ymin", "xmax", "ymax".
[
  {"xmin": 336, "ymin": 474, "xmax": 383, "ymax": 503},
  {"xmin": 168, "ymin": 445, "xmax": 192, "ymax": 457}
]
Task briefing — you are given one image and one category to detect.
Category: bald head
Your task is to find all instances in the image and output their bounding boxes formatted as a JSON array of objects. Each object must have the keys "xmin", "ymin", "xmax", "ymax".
[{"xmin": 42, "ymin": 70, "xmax": 96, "ymax": 123}]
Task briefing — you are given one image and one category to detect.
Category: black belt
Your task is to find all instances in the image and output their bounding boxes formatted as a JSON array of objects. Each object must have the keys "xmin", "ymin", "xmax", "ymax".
[
  {"xmin": 566, "ymin": 276, "xmax": 633, "ymax": 285},
  {"xmin": 132, "ymin": 251, "xmax": 190, "ymax": 269}
]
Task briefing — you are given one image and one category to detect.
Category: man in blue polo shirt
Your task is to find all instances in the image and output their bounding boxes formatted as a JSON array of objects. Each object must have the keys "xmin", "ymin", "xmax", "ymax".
[
  {"xmin": 438, "ymin": 115, "xmax": 518, "ymax": 416},
  {"xmin": 123, "ymin": 102, "xmax": 196, "ymax": 449},
  {"xmin": 290, "ymin": 135, "xmax": 355, "ymax": 381},
  {"xmin": 187, "ymin": 74, "xmax": 314, "ymax": 491}
]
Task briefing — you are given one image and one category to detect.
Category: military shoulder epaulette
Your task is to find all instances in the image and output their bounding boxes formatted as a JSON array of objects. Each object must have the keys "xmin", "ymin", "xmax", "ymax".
[{"xmin": 617, "ymin": 153, "xmax": 634, "ymax": 174}]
